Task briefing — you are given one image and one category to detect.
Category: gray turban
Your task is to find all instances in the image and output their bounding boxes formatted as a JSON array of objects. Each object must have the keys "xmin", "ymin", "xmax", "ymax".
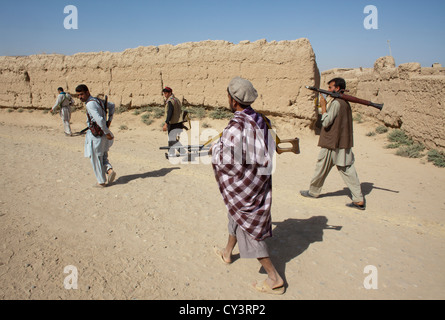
[{"xmin": 227, "ymin": 77, "xmax": 258, "ymax": 105}]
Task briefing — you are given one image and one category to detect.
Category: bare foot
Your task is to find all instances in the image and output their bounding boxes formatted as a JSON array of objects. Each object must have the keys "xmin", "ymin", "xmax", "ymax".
[
  {"xmin": 94, "ymin": 183, "xmax": 106, "ymax": 188},
  {"xmin": 263, "ymin": 276, "xmax": 284, "ymax": 291},
  {"xmin": 213, "ymin": 247, "xmax": 231, "ymax": 264},
  {"xmin": 251, "ymin": 279, "xmax": 285, "ymax": 295}
]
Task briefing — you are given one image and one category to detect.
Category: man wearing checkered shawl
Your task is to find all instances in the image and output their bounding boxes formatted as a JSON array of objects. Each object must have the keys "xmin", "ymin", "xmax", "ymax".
[{"xmin": 211, "ymin": 77, "xmax": 285, "ymax": 295}]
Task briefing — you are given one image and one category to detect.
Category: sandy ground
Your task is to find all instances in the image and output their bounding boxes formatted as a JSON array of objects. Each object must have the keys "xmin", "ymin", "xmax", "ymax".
[{"xmin": 0, "ymin": 107, "xmax": 444, "ymax": 301}]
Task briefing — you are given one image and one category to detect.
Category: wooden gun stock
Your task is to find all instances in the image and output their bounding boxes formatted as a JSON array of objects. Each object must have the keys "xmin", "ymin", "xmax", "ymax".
[
  {"xmin": 276, "ymin": 138, "xmax": 300, "ymax": 155},
  {"xmin": 340, "ymin": 93, "xmax": 383, "ymax": 111}
]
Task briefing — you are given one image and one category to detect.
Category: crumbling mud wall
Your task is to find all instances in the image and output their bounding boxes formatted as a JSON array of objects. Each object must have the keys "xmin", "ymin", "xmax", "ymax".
[
  {"xmin": 321, "ymin": 57, "xmax": 445, "ymax": 151},
  {"xmin": 0, "ymin": 38, "xmax": 320, "ymax": 124}
]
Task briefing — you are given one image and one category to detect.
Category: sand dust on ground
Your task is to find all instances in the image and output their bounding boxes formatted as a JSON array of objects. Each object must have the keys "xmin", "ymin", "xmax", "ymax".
[{"xmin": 0, "ymin": 108, "xmax": 444, "ymax": 300}]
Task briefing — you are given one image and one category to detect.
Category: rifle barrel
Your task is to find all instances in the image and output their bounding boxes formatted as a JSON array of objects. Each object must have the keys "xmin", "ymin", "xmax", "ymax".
[{"xmin": 306, "ymin": 86, "xmax": 383, "ymax": 111}]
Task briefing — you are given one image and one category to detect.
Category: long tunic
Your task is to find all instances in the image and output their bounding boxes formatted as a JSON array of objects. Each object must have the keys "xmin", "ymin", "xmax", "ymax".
[
  {"xmin": 52, "ymin": 92, "xmax": 73, "ymax": 122},
  {"xmin": 212, "ymin": 108, "xmax": 275, "ymax": 241},
  {"xmin": 320, "ymin": 99, "xmax": 355, "ymax": 167}
]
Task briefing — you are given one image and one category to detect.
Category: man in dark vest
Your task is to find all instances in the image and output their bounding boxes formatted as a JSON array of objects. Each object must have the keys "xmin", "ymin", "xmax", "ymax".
[
  {"xmin": 300, "ymin": 78, "xmax": 365, "ymax": 210},
  {"xmin": 162, "ymin": 87, "xmax": 186, "ymax": 158}
]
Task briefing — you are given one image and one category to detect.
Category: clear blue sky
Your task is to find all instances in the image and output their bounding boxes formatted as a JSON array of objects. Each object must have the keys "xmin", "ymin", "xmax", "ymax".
[{"xmin": 1, "ymin": 0, "xmax": 444, "ymax": 71}]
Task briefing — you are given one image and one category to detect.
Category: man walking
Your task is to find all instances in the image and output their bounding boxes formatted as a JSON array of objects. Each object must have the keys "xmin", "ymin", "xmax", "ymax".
[
  {"xmin": 75, "ymin": 84, "xmax": 116, "ymax": 187},
  {"xmin": 51, "ymin": 87, "xmax": 74, "ymax": 136},
  {"xmin": 300, "ymin": 78, "xmax": 365, "ymax": 210},
  {"xmin": 212, "ymin": 77, "xmax": 284, "ymax": 295},
  {"xmin": 162, "ymin": 87, "xmax": 186, "ymax": 158}
]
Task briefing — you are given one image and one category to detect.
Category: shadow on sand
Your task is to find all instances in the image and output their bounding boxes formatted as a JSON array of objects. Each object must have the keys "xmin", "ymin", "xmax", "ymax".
[
  {"xmin": 320, "ymin": 181, "xmax": 399, "ymax": 199},
  {"xmin": 264, "ymin": 216, "xmax": 342, "ymax": 286},
  {"xmin": 112, "ymin": 167, "xmax": 180, "ymax": 186}
]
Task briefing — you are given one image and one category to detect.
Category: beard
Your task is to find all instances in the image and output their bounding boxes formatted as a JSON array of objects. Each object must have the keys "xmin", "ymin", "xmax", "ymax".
[{"xmin": 229, "ymin": 100, "xmax": 237, "ymax": 113}]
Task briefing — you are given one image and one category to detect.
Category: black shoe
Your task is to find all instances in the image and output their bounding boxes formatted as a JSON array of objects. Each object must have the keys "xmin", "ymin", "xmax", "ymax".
[
  {"xmin": 346, "ymin": 202, "xmax": 366, "ymax": 211},
  {"xmin": 300, "ymin": 190, "xmax": 318, "ymax": 199}
]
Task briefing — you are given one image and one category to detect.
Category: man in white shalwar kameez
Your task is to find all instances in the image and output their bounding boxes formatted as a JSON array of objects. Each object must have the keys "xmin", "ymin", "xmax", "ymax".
[
  {"xmin": 51, "ymin": 87, "xmax": 74, "ymax": 136},
  {"xmin": 75, "ymin": 84, "xmax": 116, "ymax": 187}
]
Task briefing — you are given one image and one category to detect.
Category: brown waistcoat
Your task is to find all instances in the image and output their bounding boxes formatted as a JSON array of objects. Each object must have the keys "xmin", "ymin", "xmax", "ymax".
[
  {"xmin": 165, "ymin": 95, "xmax": 182, "ymax": 124},
  {"xmin": 318, "ymin": 99, "xmax": 354, "ymax": 150}
]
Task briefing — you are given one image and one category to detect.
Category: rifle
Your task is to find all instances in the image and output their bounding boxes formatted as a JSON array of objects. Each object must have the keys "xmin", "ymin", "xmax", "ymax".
[
  {"xmin": 159, "ymin": 114, "xmax": 300, "ymax": 155},
  {"xmin": 306, "ymin": 86, "xmax": 383, "ymax": 111},
  {"xmin": 159, "ymin": 133, "xmax": 218, "ymax": 154}
]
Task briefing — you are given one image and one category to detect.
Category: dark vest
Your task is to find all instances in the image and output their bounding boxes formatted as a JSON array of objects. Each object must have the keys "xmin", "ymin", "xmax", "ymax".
[
  {"xmin": 318, "ymin": 99, "xmax": 354, "ymax": 150},
  {"xmin": 165, "ymin": 95, "xmax": 182, "ymax": 124}
]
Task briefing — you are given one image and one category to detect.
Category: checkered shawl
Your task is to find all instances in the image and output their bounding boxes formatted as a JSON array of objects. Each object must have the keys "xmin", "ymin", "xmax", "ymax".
[{"xmin": 212, "ymin": 109, "xmax": 274, "ymax": 241}]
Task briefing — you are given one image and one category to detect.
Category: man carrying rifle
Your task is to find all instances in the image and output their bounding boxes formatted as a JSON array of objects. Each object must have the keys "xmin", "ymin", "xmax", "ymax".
[
  {"xmin": 76, "ymin": 84, "xmax": 116, "ymax": 188},
  {"xmin": 50, "ymin": 87, "xmax": 74, "ymax": 136},
  {"xmin": 212, "ymin": 77, "xmax": 284, "ymax": 294},
  {"xmin": 300, "ymin": 78, "xmax": 365, "ymax": 210},
  {"xmin": 162, "ymin": 87, "xmax": 186, "ymax": 158}
]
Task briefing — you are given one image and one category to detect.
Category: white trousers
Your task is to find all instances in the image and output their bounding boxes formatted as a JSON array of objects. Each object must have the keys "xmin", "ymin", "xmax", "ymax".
[
  {"xmin": 90, "ymin": 152, "xmax": 113, "ymax": 184},
  {"xmin": 60, "ymin": 107, "xmax": 72, "ymax": 135}
]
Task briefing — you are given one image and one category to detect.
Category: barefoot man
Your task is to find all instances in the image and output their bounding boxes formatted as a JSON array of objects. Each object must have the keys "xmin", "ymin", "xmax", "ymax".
[{"xmin": 212, "ymin": 77, "xmax": 285, "ymax": 295}]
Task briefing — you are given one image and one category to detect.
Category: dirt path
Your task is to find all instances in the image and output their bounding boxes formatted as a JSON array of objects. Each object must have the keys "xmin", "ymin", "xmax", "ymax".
[{"xmin": 0, "ymin": 109, "xmax": 444, "ymax": 300}]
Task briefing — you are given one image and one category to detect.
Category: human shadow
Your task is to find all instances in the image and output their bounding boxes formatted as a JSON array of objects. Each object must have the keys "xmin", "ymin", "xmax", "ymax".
[
  {"xmin": 264, "ymin": 216, "xmax": 342, "ymax": 286},
  {"xmin": 112, "ymin": 167, "xmax": 180, "ymax": 186},
  {"xmin": 71, "ymin": 131, "xmax": 86, "ymax": 137},
  {"xmin": 320, "ymin": 181, "xmax": 399, "ymax": 199}
]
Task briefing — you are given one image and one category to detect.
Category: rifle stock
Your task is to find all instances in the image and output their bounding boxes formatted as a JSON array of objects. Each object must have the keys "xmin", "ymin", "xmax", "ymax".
[{"xmin": 306, "ymin": 86, "xmax": 383, "ymax": 111}]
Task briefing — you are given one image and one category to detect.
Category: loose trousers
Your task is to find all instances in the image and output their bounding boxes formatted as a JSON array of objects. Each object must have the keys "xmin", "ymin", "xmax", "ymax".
[
  {"xmin": 60, "ymin": 107, "xmax": 72, "ymax": 135},
  {"xmin": 90, "ymin": 151, "xmax": 113, "ymax": 184},
  {"xmin": 167, "ymin": 125, "xmax": 186, "ymax": 156},
  {"xmin": 309, "ymin": 148, "xmax": 364, "ymax": 203}
]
